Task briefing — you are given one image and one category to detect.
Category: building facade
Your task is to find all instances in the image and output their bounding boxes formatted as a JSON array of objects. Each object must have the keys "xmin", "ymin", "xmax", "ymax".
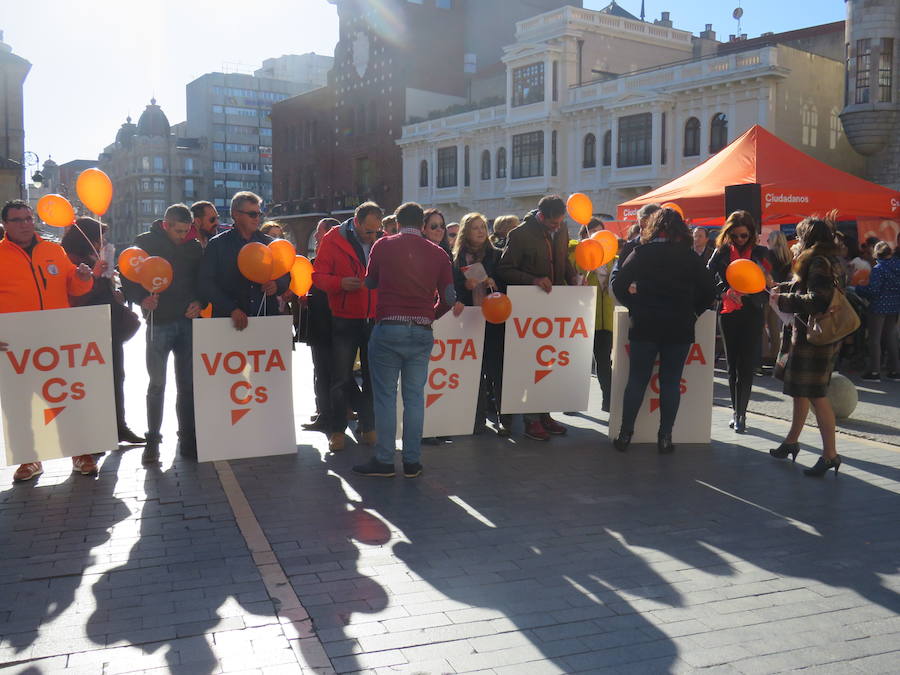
[
  {"xmin": 99, "ymin": 100, "xmax": 208, "ymax": 249},
  {"xmin": 185, "ymin": 54, "xmax": 332, "ymax": 219},
  {"xmin": 841, "ymin": 0, "xmax": 900, "ymax": 190},
  {"xmin": 270, "ymin": 0, "xmax": 579, "ymax": 248},
  {"xmin": 398, "ymin": 6, "xmax": 863, "ymax": 223},
  {"xmin": 0, "ymin": 31, "xmax": 31, "ymax": 204}
]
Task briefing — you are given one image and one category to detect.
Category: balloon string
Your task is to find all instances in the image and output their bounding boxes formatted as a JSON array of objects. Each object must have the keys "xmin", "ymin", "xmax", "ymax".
[
  {"xmin": 149, "ymin": 306, "xmax": 154, "ymax": 341},
  {"xmin": 73, "ymin": 224, "xmax": 100, "ymax": 259}
]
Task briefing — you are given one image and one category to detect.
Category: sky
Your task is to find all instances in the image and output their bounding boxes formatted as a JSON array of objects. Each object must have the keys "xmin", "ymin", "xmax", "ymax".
[{"xmin": 4, "ymin": 0, "xmax": 845, "ymax": 169}]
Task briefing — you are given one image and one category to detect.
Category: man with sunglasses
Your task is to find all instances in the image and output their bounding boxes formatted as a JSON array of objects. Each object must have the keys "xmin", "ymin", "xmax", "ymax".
[
  {"xmin": 199, "ymin": 191, "xmax": 290, "ymax": 331},
  {"xmin": 189, "ymin": 200, "xmax": 221, "ymax": 249},
  {"xmin": 312, "ymin": 201, "xmax": 382, "ymax": 452}
]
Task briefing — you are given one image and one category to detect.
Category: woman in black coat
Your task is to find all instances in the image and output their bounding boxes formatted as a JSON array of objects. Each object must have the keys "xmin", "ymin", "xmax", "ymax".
[
  {"xmin": 451, "ymin": 212, "xmax": 507, "ymax": 435},
  {"xmin": 611, "ymin": 208, "xmax": 716, "ymax": 453},
  {"xmin": 769, "ymin": 218, "xmax": 845, "ymax": 476},
  {"xmin": 707, "ymin": 211, "xmax": 772, "ymax": 433}
]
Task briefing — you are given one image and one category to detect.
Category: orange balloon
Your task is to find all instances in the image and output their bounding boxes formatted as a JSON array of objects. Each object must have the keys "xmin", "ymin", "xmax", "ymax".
[
  {"xmin": 574, "ymin": 239, "xmax": 605, "ymax": 270},
  {"xmin": 76, "ymin": 168, "xmax": 113, "ymax": 216},
  {"xmin": 290, "ymin": 255, "xmax": 314, "ymax": 296},
  {"xmin": 200, "ymin": 303, "xmax": 213, "ymax": 318},
  {"xmin": 725, "ymin": 259, "xmax": 766, "ymax": 294},
  {"xmin": 566, "ymin": 193, "xmax": 593, "ymax": 226},
  {"xmin": 661, "ymin": 202, "xmax": 685, "ymax": 219},
  {"xmin": 590, "ymin": 230, "xmax": 619, "ymax": 265},
  {"xmin": 851, "ymin": 268, "xmax": 870, "ymax": 286},
  {"xmin": 117, "ymin": 246, "xmax": 149, "ymax": 282},
  {"xmin": 238, "ymin": 242, "xmax": 273, "ymax": 284},
  {"xmin": 268, "ymin": 238, "xmax": 296, "ymax": 280},
  {"xmin": 36, "ymin": 194, "xmax": 75, "ymax": 228},
  {"xmin": 482, "ymin": 292, "xmax": 512, "ymax": 324},
  {"xmin": 139, "ymin": 256, "xmax": 173, "ymax": 294}
]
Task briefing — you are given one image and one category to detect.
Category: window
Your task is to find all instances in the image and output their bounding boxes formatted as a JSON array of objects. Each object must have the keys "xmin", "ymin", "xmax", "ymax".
[
  {"xmin": 496, "ymin": 147, "xmax": 507, "ymax": 178},
  {"xmin": 464, "ymin": 145, "xmax": 470, "ymax": 186},
  {"xmin": 436, "ymin": 0, "xmax": 452, "ymax": 7},
  {"xmin": 437, "ymin": 146, "xmax": 458, "ymax": 187},
  {"xmin": 710, "ymin": 113, "xmax": 728, "ymax": 153},
  {"xmin": 602, "ymin": 130, "xmax": 611, "ymax": 166},
  {"xmin": 139, "ymin": 199, "xmax": 153, "ymax": 215},
  {"xmin": 214, "ymin": 161, "xmax": 259, "ymax": 173},
  {"xmin": 660, "ymin": 112, "xmax": 667, "ymax": 165},
  {"xmin": 855, "ymin": 39, "xmax": 871, "ymax": 104},
  {"xmin": 583, "ymin": 133, "xmax": 596, "ymax": 168},
  {"xmin": 802, "ymin": 104, "xmax": 818, "ymax": 147},
  {"xmin": 152, "ymin": 178, "xmax": 166, "ymax": 192},
  {"xmin": 552, "ymin": 61, "xmax": 558, "ymax": 102},
  {"xmin": 551, "ymin": 130, "xmax": 557, "ymax": 177},
  {"xmin": 512, "ymin": 62, "xmax": 545, "ymax": 107},
  {"xmin": 879, "ymin": 38, "xmax": 893, "ymax": 103},
  {"xmin": 419, "ymin": 159, "xmax": 429, "ymax": 188},
  {"xmin": 153, "ymin": 157, "xmax": 165, "ymax": 171},
  {"xmin": 141, "ymin": 156, "xmax": 151, "ymax": 171},
  {"xmin": 829, "ymin": 107, "xmax": 842, "ymax": 150},
  {"xmin": 511, "ymin": 131, "xmax": 544, "ymax": 178},
  {"xmin": 140, "ymin": 178, "xmax": 151, "ymax": 191},
  {"xmin": 184, "ymin": 158, "xmax": 194, "ymax": 172},
  {"xmin": 213, "ymin": 142, "xmax": 254, "ymax": 153},
  {"xmin": 153, "ymin": 200, "xmax": 166, "ymax": 215},
  {"xmin": 184, "ymin": 178, "xmax": 195, "ymax": 197},
  {"xmin": 355, "ymin": 157, "xmax": 373, "ymax": 195},
  {"xmin": 683, "ymin": 117, "xmax": 700, "ymax": 156},
  {"xmin": 617, "ymin": 113, "xmax": 652, "ymax": 167},
  {"xmin": 481, "ymin": 150, "xmax": 491, "ymax": 180}
]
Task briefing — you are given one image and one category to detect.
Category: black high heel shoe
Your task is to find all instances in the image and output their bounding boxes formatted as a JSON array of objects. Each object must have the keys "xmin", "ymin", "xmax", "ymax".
[
  {"xmin": 734, "ymin": 414, "xmax": 747, "ymax": 434},
  {"xmin": 770, "ymin": 442, "xmax": 800, "ymax": 462},
  {"xmin": 728, "ymin": 413, "xmax": 736, "ymax": 429},
  {"xmin": 657, "ymin": 433, "xmax": 675, "ymax": 454},
  {"xmin": 803, "ymin": 455, "xmax": 842, "ymax": 477},
  {"xmin": 613, "ymin": 431, "xmax": 632, "ymax": 452}
]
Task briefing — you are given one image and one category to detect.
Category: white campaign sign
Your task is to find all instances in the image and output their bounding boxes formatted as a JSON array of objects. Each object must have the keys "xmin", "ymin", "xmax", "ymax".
[
  {"xmin": 501, "ymin": 286, "xmax": 597, "ymax": 414},
  {"xmin": 398, "ymin": 308, "xmax": 485, "ymax": 438},
  {"xmin": 193, "ymin": 316, "xmax": 296, "ymax": 461},
  {"xmin": 0, "ymin": 306, "xmax": 117, "ymax": 466},
  {"xmin": 608, "ymin": 307, "xmax": 715, "ymax": 444}
]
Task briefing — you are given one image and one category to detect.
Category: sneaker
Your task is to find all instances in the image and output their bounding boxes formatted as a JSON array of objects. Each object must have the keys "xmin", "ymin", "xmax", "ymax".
[
  {"xmin": 142, "ymin": 441, "xmax": 160, "ymax": 465},
  {"xmin": 328, "ymin": 433, "xmax": 346, "ymax": 452},
  {"xmin": 540, "ymin": 415, "xmax": 567, "ymax": 435},
  {"xmin": 524, "ymin": 420, "xmax": 550, "ymax": 441},
  {"xmin": 352, "ymin": 458, "xmax": 396, "ymax": 477},
  {"xmin": 13, "ymin": 461, "xmax": 43, "ymax": 482},
  {"xmin": 860, "ymin": 372, "xmax": 881, "ymax": 381},
  {"xmin": 358, "ymin": 430, "xmax": 377, "ymax": 446},
  {"xmin": 887, "ymin": 372, "xmax": 900, "ymax": 381},
  {"xmin": 72, "ymin": 454, "xmax": 98, "ymax": 475},
  {"xmin": 403, "ymin": 462, "xmax": 423, "ymax": 478},
  {"xmin": 118, "ymin": 426, "xmax": 145, "ymax": 444}
]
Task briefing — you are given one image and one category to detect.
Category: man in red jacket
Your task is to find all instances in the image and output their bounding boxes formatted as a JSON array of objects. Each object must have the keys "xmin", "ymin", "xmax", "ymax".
[{"xmin": 312, "ymin": 201, "xmax": 382, "ymax": 451}]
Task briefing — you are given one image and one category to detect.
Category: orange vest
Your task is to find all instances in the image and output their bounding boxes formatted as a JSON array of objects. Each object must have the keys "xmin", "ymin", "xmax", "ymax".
[{"xmin": 0, "ymin": 236, "xmax": 92, "ymax": 313}]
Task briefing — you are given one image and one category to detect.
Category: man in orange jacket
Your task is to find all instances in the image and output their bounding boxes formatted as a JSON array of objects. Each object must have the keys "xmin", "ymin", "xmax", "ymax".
[{"xmin": 0, "ymin": 200, "xmax": 97, "ymax": 482}]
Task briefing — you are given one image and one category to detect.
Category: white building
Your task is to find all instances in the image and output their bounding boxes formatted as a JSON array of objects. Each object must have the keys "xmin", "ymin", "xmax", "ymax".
[{"xmin": 398, "ymin": 5, "xmax": 862, "ymax": 222}]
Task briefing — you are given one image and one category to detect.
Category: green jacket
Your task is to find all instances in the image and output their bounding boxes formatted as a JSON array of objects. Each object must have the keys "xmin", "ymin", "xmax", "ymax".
[
  {"xmin": 568, "ymin": 240, "xmax": 615, "ymax": 332},
  {"xmin": 497, "ymin": 210, "xmax": 578, "ymax": 287}
]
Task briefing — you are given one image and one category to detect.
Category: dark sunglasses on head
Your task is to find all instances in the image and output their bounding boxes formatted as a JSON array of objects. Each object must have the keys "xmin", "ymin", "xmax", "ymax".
[{"xmin": 237, "ymin": 210, "xmax": 263, "ymax": 218}]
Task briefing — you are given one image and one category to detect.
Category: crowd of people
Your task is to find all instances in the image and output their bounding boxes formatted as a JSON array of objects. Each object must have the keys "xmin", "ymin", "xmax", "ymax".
[{"xmin": 1, "ymin": 190, "xmax": 898, "ymax": 483}]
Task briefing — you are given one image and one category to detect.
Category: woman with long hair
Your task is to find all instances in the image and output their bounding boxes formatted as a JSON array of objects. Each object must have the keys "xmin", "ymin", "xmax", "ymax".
[
  {"xmin": 769, "ymin": 218, "xmax": 845, "ymax": 476},
  {"xmin": 763, "ymin": 231, "xmax": 793, "ymax": 366},
  {"xmin": 61, "ymin": 218, "xmax": 144, "ymax": 445},
  {"xmin": 707, "ymin": 211, "xmax": 772, "ymax": 433},
  {"xmin": 451, "ymin": 212, "xmax": 509, "ymax": 434},
  {"xmin": 422, "ymin": 208, "xmax": 451, "ymax": 257},
  {"xmin": 578, "ymin": 218, "xmax": 614, "ymax": 411},
  {"xmin": 611, "ymin": 208, "xmax": 716, "ymax": 453}
]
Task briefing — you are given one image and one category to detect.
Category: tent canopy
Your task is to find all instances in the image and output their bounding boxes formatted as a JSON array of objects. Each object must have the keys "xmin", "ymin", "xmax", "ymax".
[{"xmin": 617, "ymin": 125, "xmax": 900, "ymax": 224}]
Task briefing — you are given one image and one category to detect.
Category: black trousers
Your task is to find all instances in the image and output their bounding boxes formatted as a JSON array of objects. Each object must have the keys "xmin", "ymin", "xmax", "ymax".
[
  {"xmin": 311, "ymin": 342, "xmax": 333, "ymax": 424},
  {"xmin": 719, "ymin": 306, "xmax": 764, "ymax": 417},
  {"xmin": 330, "ymin": 317, "xmax": 374, "ymax": 434},
  {"xmin": 476, "ymin": 323, "xmax": 505, "ymax": 424},
  {"xmin": 593, "ymin": 329, "xmax": 612, "ymax": 409}
]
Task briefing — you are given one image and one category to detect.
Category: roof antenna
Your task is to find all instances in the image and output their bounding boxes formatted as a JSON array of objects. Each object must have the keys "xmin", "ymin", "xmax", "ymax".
[
  {"xmin": 733, "ymin": 2, "xmax": 743, "ymax": 35},
  {"xmin": 640, "ymin": 0, "xmax": 646, "ymax": 22}
]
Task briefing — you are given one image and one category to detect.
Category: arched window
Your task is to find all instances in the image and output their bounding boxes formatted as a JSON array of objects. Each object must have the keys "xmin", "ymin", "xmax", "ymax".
[
  {"xmin": 583, "ymin": 133, "xmax": 596, "ymax": 168},
  {"xmin": 464, "ymin": 145, "xmax": 470, "ymax": 187},
  {"xmin": 419, "ymin": 159, "xmax": 428, "ymax": 188},
  {"xmin": 481, "ymin": 149, "xmax": 491, "ymax": 180},
  {"xmin": 683, "ymin": 117, "xmax": 700, "ymax": 157},
  {"xmin": 602, "ymin": 130, "xmax": 612, "ymax": 166},
  {"xmin": 496, "ymin": 146, "xmax": 507, "ymax": 178},
  {"xmin": 710, "ymin": 113, "xmax": 728, "ymax": 153}
]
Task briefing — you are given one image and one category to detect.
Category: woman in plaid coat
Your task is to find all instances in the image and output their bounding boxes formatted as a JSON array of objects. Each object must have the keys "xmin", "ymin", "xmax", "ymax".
[{"xmin": 769, "ymin": 218, "xmax": 845, "ymax": 477}]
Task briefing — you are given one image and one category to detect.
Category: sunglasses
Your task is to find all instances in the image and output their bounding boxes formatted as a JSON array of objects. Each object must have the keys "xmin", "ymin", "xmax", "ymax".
[
  {"xmin": 732, "ymin": 232, "xmax": 750, "ymax": 239},
  {"xmin": 237, "ymin": 210, "xmax": 263, "ymax": 218}
]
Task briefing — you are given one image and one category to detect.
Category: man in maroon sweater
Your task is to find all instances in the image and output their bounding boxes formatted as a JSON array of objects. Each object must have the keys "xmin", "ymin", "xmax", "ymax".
[{"xmin": 353, "ymin": 202, "xmax": 455, "ymax": 478}]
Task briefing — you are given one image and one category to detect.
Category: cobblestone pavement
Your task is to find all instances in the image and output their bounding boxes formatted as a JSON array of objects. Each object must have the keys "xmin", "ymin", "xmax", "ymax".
[{"xmin": 1, "ymin": 335, "xmax": 899, "ymax": 674}]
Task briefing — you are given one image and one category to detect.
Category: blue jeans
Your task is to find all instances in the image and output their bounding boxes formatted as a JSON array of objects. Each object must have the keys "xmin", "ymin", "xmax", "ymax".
[
  {"xmin": 146, "ymin": 318, "xmax": 195, "ymax": 443},
  {"xmin": 368, "ymin": 323, "xmax": 434, "ymax": 464},
  {"xmin": 621, "ymin": 340, "xmax": 691, "ymax": 436}
]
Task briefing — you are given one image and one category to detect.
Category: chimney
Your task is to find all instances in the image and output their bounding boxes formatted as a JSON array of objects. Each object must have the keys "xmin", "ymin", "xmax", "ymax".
[
  {"xmin": 654, "ymin": 11, "xmax": 673, "ymax": 28},
  {"xmin": 700, "ymin": 23, "xmax": 716, "ymax": 40}
]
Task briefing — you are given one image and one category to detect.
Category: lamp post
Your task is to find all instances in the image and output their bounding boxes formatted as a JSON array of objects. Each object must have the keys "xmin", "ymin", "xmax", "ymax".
[{"xmin": 22, "ymin": 151, "xmax": 41, "ymax": 203}]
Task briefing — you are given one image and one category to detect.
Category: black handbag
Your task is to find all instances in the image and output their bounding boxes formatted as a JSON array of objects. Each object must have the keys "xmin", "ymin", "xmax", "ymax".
[{"xmin": 111, "ymin": 301, "xmax": 141, "ymax": 343}]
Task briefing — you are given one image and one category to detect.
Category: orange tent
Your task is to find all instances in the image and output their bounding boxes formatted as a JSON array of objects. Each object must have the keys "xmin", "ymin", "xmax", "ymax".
[{"xmin": 617, "ymin": 125, "xmax": 900, "ymax": 225}]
